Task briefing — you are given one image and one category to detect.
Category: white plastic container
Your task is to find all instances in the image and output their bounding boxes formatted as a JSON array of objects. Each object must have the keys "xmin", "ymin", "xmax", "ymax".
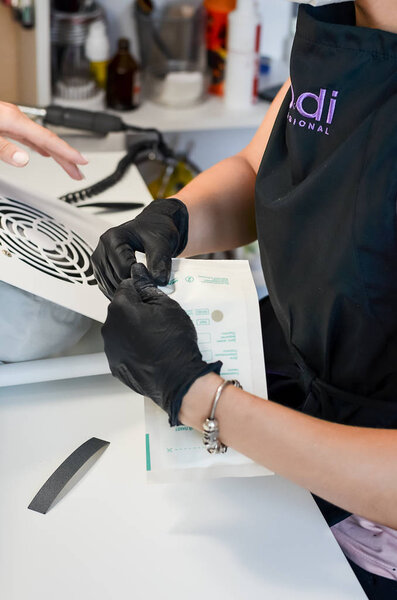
[
  {"xmin": 224, "ymin": 0, "xmax": 261, "ymax": 110},
  {"xmin": 85, "ymin": 20, "xmax": 110, "ymax": 89}
]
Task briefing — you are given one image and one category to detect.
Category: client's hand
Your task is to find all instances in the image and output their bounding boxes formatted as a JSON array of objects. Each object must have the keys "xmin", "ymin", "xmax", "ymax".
[
  {"xmin": 0, "ymin": 101, "xmax": 87, "ymax": 179},
  {"xmin": 102, "ymin": 263, "xmax": 222, "ymax": 426}
]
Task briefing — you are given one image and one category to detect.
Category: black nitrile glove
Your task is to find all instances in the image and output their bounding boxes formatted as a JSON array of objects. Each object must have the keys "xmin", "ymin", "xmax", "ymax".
[
  {"xmin": 91, "ymin": 197, "xmax": 188, "ymax": 299},
  {"xmin": 102, "ymin": 263, "xmax": 222, "ymax": 426}
]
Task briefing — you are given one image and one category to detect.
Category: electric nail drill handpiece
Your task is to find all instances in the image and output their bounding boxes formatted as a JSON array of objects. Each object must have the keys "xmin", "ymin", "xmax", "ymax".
[{"xmin": 18, "ymin": 105, "xmax": 126, "ymax": 136}]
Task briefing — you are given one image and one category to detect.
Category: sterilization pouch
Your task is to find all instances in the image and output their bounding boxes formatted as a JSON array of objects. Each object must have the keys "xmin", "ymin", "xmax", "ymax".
[{"xmin": 145, "ymin": 258, "xmax": 273, "ymax": 482}]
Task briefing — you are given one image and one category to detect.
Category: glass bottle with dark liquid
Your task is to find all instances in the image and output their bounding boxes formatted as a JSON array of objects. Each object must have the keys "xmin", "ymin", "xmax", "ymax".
[{"xmin": 106, "ymin": 38, "xmax": 140, "ymax": 110}]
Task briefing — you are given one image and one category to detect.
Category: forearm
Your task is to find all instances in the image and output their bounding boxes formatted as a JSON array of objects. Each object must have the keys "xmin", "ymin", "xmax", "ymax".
[
  {"xmin": 180, "ymin": 373, "xmax": 397, "ymax": 529},
  {"xmin": 174, "ymin": 155, "xmax": 257, "ymax": 257},
  {"xmin": 173, "ymin": 79, "xmax": 291, "ymax": 257}
]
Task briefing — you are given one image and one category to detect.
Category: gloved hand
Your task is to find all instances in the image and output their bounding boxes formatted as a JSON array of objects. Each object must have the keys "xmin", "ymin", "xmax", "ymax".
[
  {"xmin": 102, "ymin": 263, "xmax": 222, "ymax": 426},
  {"xmin": 91, "ymin": 197, "xmax": 188, "ymax": 299}
]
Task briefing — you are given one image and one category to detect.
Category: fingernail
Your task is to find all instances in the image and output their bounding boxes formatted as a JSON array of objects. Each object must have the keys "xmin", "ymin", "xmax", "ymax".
[
  {"xmin": 77, "ymin": 154, "xmax": 89, "ymax": 165},
  {"xmin": 12, "ymin": 151, "xmax": 29, "ymax": 166}
]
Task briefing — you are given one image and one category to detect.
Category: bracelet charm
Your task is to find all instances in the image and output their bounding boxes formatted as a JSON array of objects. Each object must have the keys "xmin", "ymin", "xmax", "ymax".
[
  {"xmin": 203, "ymin": 417, "xmax": 227, "ymax": 454},
  {"xmin": 202, "ymin": 379, "xmax": 242, "ymax": 454}
]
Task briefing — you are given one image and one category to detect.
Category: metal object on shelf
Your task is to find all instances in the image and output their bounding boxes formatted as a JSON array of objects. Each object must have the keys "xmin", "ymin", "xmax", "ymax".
[
  {"xmin": 51, "ymin": 2, "xmax": 103, "ymax": 100},
  {"xmin": 55, "ymin": 78, "xmax": 98, "ymax": 101},
  {"xmin": 134, "ymin": 0, "xmax": 208, "ymax": 107},
  {"xmin": 51, "ymin": 4, "xmax": 102, "ymax": 47},
  {"xmin": 17, "ymin": 105, "xmax": 46, "ymax": 119}
]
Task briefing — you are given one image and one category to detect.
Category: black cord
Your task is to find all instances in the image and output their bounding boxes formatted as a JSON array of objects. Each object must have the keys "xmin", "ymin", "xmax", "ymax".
[
  {"xmin": 59, "ymin": 140, "xmax": 157, "ymax": 204},
  {"xmin": 59, "ymin": 119, "xmax": 198, "ymax": 205},
  {"xmin": 125, "ymin": 124, "xmax": 167, "ymax": 149}
]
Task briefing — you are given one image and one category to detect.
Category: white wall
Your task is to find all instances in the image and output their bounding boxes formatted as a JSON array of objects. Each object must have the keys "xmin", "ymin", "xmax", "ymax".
[
  {"xmin": 259, "ymin": 0, "xmax": 292, "ymax": 61},
  {"xmin": 97, "ymin": 0, "xmax": 139, "ymax": 57},
  {"xmin": 165, "ymin": 126, "xmax": 256, "ymax": 170}
]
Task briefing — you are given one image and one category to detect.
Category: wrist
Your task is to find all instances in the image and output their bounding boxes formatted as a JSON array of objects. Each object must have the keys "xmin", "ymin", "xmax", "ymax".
[
  {"xmin": 153, "ymin": 197, "xmax": 188, "ymax": 251},
  {"xmin": 178, "ymin": 372, "xmax": 223, "ymax": 428},
  {"xmin": 167, "ymin": 197, "xmax": 189, "ymax": 257}
]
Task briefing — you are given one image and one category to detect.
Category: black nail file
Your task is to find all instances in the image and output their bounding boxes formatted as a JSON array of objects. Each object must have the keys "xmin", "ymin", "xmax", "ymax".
[{"xmin": 28, "ymin": 437, "xmax": 110, "ymax": 514}]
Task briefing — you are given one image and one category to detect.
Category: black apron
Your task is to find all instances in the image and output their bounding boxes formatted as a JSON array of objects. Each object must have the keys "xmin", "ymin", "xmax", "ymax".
[{"xmin": 255, "ymin": 3, "xmax": 397, "ymax": 524}]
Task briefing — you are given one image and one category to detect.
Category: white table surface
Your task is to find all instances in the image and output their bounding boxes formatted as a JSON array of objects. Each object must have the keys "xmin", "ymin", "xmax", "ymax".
[
  {"xmin": 0, "ymin": 151, "xmax": 365, "ymax": 599},
  {"xmin": 0, "ymin": 374, "xmax": 366, "ymax": 600}
]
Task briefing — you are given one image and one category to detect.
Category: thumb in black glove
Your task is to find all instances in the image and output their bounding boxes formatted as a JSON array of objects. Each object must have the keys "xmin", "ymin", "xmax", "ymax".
[
  {"xmin": 102, "ymin": 262, "xmax": 222, "ymax": 426},
  {"xmin": 91, "ymin": 197, "xmax": 189, "ymax": 299}
]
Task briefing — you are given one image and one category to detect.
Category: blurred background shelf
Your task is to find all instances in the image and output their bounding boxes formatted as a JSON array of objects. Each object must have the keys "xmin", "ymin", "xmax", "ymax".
[
  {"xmin": 0, "ymin": 0, "xmax": 290, "ymax": 169},
  {"xmin": 53, "ymin": 101, "xmax": 268, "ymax": 171},
  {"xmin": 110, "ymin": 95, "xmax": 271, "ymax": 133}
]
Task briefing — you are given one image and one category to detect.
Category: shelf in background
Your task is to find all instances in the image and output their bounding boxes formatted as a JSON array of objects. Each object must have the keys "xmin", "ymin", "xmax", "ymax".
[
  {"xmin": 114, "ymin": 95, "xmax": 271, "ymax": 133},
  {"xmin": 49, "ymin": 63, "xmax": 288, "ymax": 136},
  {"xmin": 113, "ymin": 61, "xmax": 289, "ymax": 133}
]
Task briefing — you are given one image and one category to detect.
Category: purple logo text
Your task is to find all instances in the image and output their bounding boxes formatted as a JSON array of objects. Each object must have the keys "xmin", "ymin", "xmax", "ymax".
[{"xmin": 287, "ymin": 84, "xmax": 339, "ymax": 136}]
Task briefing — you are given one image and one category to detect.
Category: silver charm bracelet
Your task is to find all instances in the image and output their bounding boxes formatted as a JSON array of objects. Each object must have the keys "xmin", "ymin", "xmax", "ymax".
[{"xmin": 202, "ymin": 379, "xmax": 242, "ymax": 454}]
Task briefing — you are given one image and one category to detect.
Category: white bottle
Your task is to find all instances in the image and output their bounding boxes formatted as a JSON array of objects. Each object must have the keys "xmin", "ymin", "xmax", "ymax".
[
  {"xmin": 85, "ymin": 20, "xmax": 111, "ymax": 89},
  {"xmin": 224, "ymin": 0, "xmax": 261, "ymax": 110}
]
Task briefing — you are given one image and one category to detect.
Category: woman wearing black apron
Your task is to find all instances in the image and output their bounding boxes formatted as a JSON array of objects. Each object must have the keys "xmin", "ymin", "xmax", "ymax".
[{"xmin": 92, "ymin": 2, "xmax": 397, "ymax": 598}]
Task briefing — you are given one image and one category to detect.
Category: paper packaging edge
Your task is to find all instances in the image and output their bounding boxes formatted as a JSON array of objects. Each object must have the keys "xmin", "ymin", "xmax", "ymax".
[{"xmin": 146, "ymin": 462, "xmax": 273, "ymax": 484}]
